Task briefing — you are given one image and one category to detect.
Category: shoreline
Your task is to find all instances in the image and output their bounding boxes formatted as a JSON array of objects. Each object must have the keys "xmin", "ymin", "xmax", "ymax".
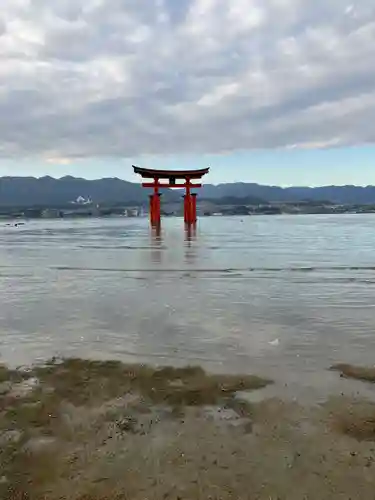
[
  {"xmin": 1, "ymin": 358, "xmax": 375, "ymax": 499},
  {"xmin": 2, "ymin": 211, "xmax": 375, "ymax": 223}
]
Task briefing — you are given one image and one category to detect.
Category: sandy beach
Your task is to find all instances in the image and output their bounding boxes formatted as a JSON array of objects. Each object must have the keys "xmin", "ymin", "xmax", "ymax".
[{"xmin": 1, "ymin": 359, "xmax": 375, "ymax": 499}]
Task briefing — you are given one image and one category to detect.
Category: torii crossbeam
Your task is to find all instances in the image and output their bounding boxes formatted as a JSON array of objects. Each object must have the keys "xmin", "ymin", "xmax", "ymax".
[{"xmin": 132, "ymin": 166, "xmax": 210, "ymax": 227}]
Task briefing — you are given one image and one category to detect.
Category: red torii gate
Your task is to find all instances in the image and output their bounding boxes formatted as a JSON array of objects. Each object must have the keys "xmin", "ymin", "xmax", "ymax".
[{"xmin": 132, "ymin": 166, "xmax": 210, "ymax": 226}]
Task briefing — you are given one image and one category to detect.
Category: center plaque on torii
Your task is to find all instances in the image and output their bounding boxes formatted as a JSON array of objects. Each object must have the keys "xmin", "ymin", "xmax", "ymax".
[{"xmin": 132, "ymin": 166, "xmax": 210, "ymax": 227}]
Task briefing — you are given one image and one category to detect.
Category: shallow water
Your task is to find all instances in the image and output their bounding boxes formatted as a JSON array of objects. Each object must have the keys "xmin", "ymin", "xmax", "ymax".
[{"xmin": 1, "ymin": 214, "xmax": 375, "ymax": 400}]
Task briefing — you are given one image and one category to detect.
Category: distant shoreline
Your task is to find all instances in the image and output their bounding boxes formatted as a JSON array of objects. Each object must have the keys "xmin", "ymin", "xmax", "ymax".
[{"xmin": 1, "ymin": 202, "xmax": 375, "ymax": 221}]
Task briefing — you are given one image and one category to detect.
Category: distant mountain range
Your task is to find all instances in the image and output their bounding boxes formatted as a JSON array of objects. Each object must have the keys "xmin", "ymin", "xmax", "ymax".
[
  {"xmin": 0, "ymin": 176, "xmax": 375, "ymax": 207},
  {"xmin": 200, "ymin": 183, "xmax": 375, "ymax": 204},
  {"xmin": 0, "ymin": 176, "xmax": 178, "ymax": 207}
]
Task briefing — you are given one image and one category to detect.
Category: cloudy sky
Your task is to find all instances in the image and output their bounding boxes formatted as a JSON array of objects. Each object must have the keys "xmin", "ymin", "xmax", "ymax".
[{"xmin": 0, "ymin": 0, "xmax": 374, "ymax": 185}]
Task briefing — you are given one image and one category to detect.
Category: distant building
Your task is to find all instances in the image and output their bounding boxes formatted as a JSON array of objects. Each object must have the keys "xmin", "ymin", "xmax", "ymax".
[
  {"xmin": 41, "ymin": 208, "xmax": 62, "ymax": 218},
  {"xmin": 124, "ymin": 207, "xmax": 141, "ymax": 217},
  {"xmin": 71, "ymin": 196, "xmax": 92, "ymax": 205}
]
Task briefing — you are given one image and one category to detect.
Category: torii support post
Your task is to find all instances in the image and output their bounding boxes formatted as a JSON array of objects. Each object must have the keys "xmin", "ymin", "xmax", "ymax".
[
  {"xmin": 183, "ymin": 195, "xmax": 189, "ymax": 224},
  {"xmin": 149, "ymin": 193, "xmax": 161, "ymax": 226},
  {"xmin": 133, "ymin": 166, "xmax": 209, "ymax": 227},
  {"xmin": 148, "ymin": 176, "xmax": 161, "ymax": 226},
  {"xmin": 183, "ymin": 195, "xmax": 197, "ymax": 225},
  {"xmin": 183, "ymin": 190, "xmax": 197, "ymax": 224},
  {"xmin": 191, "ymin": 193, "xmax": 197, "ymax": 224}
]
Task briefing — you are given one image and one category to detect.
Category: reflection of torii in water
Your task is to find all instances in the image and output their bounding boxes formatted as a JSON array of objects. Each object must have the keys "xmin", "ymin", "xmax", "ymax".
[
  {"xmin": 184, "ymin": 224, "xmax": 197, "ymax": 266},
  {"xmin": 184, "ymin": 223, "xmax": 196, "ymax": 246},
  {"xmin": 149, "ymin": 224, "xmax": 197, "ymax": 266},
  {"xmin": 150, "ymin": 224, "xmax": 163, "ymax": 265}
]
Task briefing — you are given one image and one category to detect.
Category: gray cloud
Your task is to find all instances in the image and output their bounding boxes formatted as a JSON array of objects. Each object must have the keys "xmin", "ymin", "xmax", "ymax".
[{"xmin": 0, "ymin": 0, "xmax": 374, "ymax": 159}]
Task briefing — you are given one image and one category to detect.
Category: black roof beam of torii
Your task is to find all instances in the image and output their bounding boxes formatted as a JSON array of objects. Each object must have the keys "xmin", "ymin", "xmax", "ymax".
[{"xmin": 132, "ymin": 165, "xmax": 209, "ymax": 180}]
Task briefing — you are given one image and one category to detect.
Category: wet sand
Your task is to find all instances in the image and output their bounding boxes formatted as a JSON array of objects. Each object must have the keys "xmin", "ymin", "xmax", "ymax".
[{"xmin": 1, "ymin": 359, "xmax": 375, "ymax": 499}]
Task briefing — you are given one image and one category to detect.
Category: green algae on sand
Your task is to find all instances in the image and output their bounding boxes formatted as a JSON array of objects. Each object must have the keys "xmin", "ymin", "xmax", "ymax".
[
  {"xmin": 32, "ymin": 358, "xmax": 272, "ymax": 407},
  {"xmin": 331, "ymin": 363, "xmax": 375, "ymax": 383},
  {"xmin": 0, "ymin": 358, "xmax": 271, "ymax": 499}
]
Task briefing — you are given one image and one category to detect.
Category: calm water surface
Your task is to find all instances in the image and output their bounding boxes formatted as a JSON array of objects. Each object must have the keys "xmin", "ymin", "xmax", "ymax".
[{"xmin": 1, "ymin": 214, "xmax": 375, "ymax": 400}]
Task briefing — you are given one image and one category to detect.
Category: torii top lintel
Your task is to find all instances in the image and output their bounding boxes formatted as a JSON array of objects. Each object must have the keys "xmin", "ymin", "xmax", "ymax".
[{"xmin": 132, "ymin": 165, "xmax": 209, "ymax": 180}]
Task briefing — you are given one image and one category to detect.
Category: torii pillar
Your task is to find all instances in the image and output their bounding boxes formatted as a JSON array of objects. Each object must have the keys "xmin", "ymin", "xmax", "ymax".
[
  {"xmin": 183, "ymin": 182, "xmax": 197, "ymax": 225},
  {"xmin": 133, "ymin": 166, "xmax": 209, "ymax": 227}
]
